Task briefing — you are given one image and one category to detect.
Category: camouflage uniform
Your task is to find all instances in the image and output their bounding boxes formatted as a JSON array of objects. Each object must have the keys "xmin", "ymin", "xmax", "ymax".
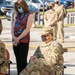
[
  {"xmin": 0, "ymin": 19, "xmax": 2, "ymax": 35},
  {"xmin": 0, "ymin": 40, "xmax": 8, "ymax": 74},
  {"xmin": 44, "ymin": 2, "xmax": 58, "ymax": 40},
  {"xmin": 54, "ymin": 0, "xmax": 67, "ymax": 42},
  {"xmin": 19, "ymin": 28, "xmax": 64, "ymax": 75}
]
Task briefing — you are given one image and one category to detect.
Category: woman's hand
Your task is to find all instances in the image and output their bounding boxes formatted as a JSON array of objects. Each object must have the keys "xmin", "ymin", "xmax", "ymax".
[
  {"xmin": 12, "ymin": 36, "xmax": 19, "ymax": 46},
  {"xmin": 14, "ymin": 36, "xmax": 19, "ymax": 44},
  {"xmin": 13, "ymin": 41, "xmax": 18, "ymax": 46}
]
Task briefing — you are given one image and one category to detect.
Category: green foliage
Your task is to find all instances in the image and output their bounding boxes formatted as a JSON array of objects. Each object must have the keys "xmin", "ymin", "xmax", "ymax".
[
  {"xmin": 67, "ymin": 8, "xmax": 75, "ymax": 12},
  {"xmin": 34, "ymin": 25, "xmax": 45, "ymax": 28},
  {"xmin": 0, "ymin": 16, "xmax": 6, "ymax": 19},
  {"xmin": 34, "ymin": 24, "xmax": 75, "ymax": 28},
  {"xmin": 64, "ymin": 24, "xmax": 75, "ymax": 27}
]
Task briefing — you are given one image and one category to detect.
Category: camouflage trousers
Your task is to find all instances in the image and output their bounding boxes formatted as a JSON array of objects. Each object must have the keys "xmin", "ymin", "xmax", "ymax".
[
  {"xmin": 49, "ymin": 26, "xmax": 57, "ymax": 41},
  {"xmin": 19, "ymin": 58, "xmax": 54, "ymax": 75},
  {"xmin": 57, "ymin": 20, "xmax": 64, "ymax": 40}
]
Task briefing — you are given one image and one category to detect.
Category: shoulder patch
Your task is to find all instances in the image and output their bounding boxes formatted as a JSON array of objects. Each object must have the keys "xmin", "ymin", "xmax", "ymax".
[{"xmin": 54, "ymin": 47, "xmax": 60, "ymax": 53}]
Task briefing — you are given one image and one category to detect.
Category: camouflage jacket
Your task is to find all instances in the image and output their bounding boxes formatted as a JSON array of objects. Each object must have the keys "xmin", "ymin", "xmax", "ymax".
[
  {"xmin": 44, "ymin": 10, "xmax": 58, "ymax": 27},
  {"xmin": 20, "ymin": 40, "xmax": 64, "ymax": 75},
  {"xmin": 54, "ymin": 4, "xmax": 66, "ymax": 21},
  {"xmin": 34, "ymin": 40, "xmax": 64, "ymax": 66}
]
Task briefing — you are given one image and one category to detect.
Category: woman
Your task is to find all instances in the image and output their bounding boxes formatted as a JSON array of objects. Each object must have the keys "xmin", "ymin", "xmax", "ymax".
[{"xmin": 11, "ymin": 0, "xmax": 33, "ymax": 75}]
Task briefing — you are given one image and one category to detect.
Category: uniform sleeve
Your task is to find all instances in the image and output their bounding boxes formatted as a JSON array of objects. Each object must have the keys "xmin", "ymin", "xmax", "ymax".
[
  {"xmin": 44, "ymin": 12, "xmax": 47, "ymax": 21},
  {"xmin": 48, "ymin": 12, "xmax": 58, "ymax": 26},
  {"xmin": 0, "ymin": 48, "xmax": 7, "ymax": 64},
  {"xmin": 0, "ymin": 58, "xmax": 5, "ymax": 64},
  {"xmin": 50, "ymin": 43, "xmax": 64, "ymax": 65},
  {"xmin": 63, "ymin": 7, "xmax": 67, "ymax": 18},
  {"xmin": 58, "ymin": 6, "xmax": 64, "ymax": 20},
  {"xmin": 44, "ymin": 12, "xmax": 49, "ymax": 26},
  {"xmin": 33, "ymin": 47, "xmax": 44, "ymax": 58},
  {"xmin": 0, "ymin": 41, "xmax": 8, "ymax": 63}
]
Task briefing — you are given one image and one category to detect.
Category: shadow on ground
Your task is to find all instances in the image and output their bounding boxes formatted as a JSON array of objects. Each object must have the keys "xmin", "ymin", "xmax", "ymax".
[
  {"xmin": 10, "ymin": 70, "xmax": 17, "ymax": 75},
  {"xmin": 65, "ymin": 64, "xmax": 75, "ymax": 67}
]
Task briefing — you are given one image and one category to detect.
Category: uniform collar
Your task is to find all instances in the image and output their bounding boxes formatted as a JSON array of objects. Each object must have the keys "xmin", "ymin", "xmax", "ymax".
[
  {"xmin": 48, "ymin": 9, "xmax": 55, "ymax": 14},
  {"xmin": 55, "ymin": 4, "xmax": 60, "ymax": 7},
  {"xmin": 41, "ymin": 40, "xmax": 54, "ymax": 47}
]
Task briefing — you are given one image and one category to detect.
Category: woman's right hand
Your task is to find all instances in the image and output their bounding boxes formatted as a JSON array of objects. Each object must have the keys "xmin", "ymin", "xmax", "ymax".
[
  {"xmin": 13, "ymin": 41, "xmax": 18, "ymax": 46},
  {"xmin": 13, "ymin": 36, "xmax": 19, "ymax": 44}
]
